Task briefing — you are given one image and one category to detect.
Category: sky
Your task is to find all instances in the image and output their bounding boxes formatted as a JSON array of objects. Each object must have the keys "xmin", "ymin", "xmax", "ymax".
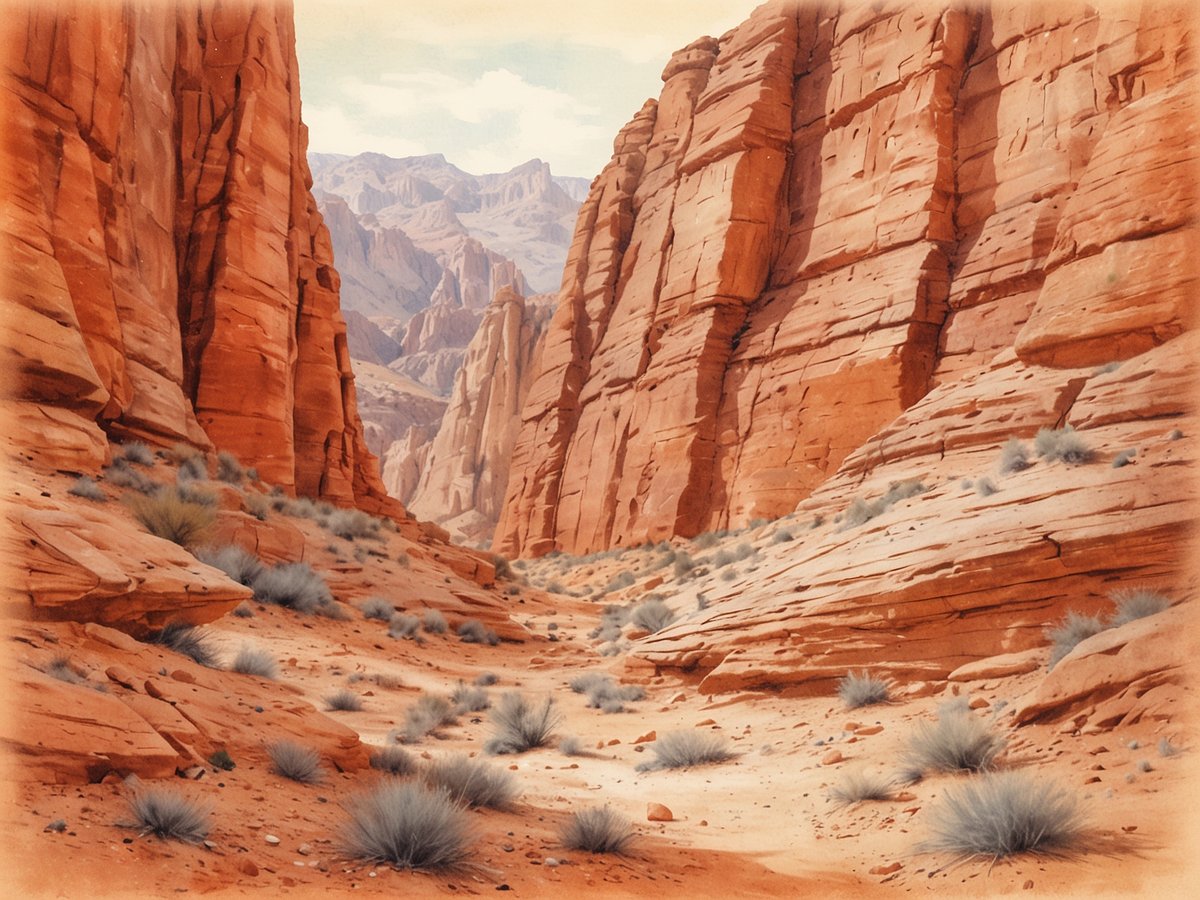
[{"xmin": 293, "ymin": 0, "xmax": 764, "ymax": 180}]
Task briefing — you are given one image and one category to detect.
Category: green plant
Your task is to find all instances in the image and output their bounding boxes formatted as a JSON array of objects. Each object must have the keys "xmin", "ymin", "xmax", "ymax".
[
  {"xmin": 126, "ymin": 488, "xmax": 215, "ymax": 547},
  {"xmin": 325, "ymin": 689, "xmax": 363, "ymax": 711},
  {"xmin": 1046, "ymin": 611, "xmax": 1106, "ymax": 669},
  {"xmin": 340, "ymin": 782, "xmax": 473, "ymax": 870},
  {"xmin": 1109, "ymin": 588, "xmax": 1170, "ymax": 626},
  {"xmin": 208, "ymin": 749, "xmax": 236, "ymax": 771},
  {"xmin": 369, "ymin": 745, "xmax": 416, "ymax": 776},
  {"xmin": 231, "ymin": 644, "xmax": 276, "ymax": 679},
  {"xmin": 904, "ymin": 709, "xmax": 1005, "ymax": 775},
  {"xmin": 359, "ymin": 596, "xmax": 395, "ymax": 621},
  {"xmin": 635, "ymin": 730, "xmax": 733, "ymax": 772},
  {"xmin": 268, "ymin": 740, "xmax": 323, "ymax": 783},
  {"xmin": 1034, "ymin": 426, "xmax": 1092, "ymax": 464},
  {"xmin": 921, "ymin": 771, "xmax": 1083, "ymax": 859},
  {"xmin": 128, "ymin": 789, "xmax": 210, "ymax": 843},
  {"xmin": 561, "ymin": 806, "xmax": 634, "ymax": 854},
  {"xmin": 423, "ymin": 609, "xmax": 448, "ymax": 634},
  {"xmin": 838, "ymin": 671, "xmax": 891, "ymax": 709},
  {"xmin": 484, "ymin": 693, "xmax": 560, "ymax": 754},
  {"xmin": 252, "ymin": 562, "xmax": 332, "ymax": 614},
  {"xmin": 631, "ymin": 598, "xmax": 675, "ymax": 634},
  {"xmin": 216, "ymin": 451, "xmax": 244, "ymax": 484},
  {"xmin": 148, "ymin": 622, "xmax": 217, "ymax": 667},
  {"xmin": 457, "ymin": 619, "xmax": 499, "ymax": 645},
  {"xmin": 829, "ymin": 768, "xmax": 895, "ymax": 807},
  {"xmin": 196, "ymin": 545, "xmax": 265, "ymax": 587},
  {"xmin": 68, "ymin": 475, "xmax": 106, "ymax": 502},
  {"xmin": 998, "ymin": 438, "xmax": 1031, "ymax": 474},
  {"xmin": 421, "ymin": 754, "xmax": 517, "ymax": 809}
]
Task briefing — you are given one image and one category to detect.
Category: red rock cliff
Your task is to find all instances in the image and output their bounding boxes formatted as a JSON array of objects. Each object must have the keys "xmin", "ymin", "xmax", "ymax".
[
  {"xmin": 1, "ymin": 0, "xmax": 396, "ymax": 515},
  {"xmin": 496, "ymin": 0, "xmax": 1196, "ymax": 557}
]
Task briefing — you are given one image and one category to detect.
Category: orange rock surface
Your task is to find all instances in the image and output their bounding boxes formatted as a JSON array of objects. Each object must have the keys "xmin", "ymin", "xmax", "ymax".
[
  {"xmin": 0, "ymin": 0, "xmax": 395, "ymax": 515},
  {"xmin": 496, "ymin": 1, "xmax": 1196, "ymax": 557}
]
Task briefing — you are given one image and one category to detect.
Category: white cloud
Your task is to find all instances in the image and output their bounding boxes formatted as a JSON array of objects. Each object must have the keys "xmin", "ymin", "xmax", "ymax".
[{"xmin": 302, "ymin": 103, "xmax": 429, "ymax": 159}]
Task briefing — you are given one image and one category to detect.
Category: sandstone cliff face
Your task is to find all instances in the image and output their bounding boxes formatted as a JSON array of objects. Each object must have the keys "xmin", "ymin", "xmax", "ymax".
[
  {"xmin": 496, "ymin": 0, "xmax": 1196, "ymax": 558},
  {"xmin": 1, "ymin": 0, "xmax": 395, "ymax": 515},
  {"xmin": 406, "ymin": 288, "xmax": 553, "ymax": 544}
]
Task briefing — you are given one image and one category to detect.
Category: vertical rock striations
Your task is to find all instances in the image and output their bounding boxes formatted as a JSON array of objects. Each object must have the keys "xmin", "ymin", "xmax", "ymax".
[
  {"xmin": 497, "ymin": 0, "xmax": 1195, "ymax": 556},
  {"xmin": 1, "ymin": 0, "xmax": 397, "ymax": 515}
]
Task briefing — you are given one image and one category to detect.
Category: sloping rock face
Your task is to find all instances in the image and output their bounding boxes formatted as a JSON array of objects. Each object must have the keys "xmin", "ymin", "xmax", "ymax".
[
  {"xmin": 406, "ymin": 288, "xmax": 554, "ymax": 544},
  {"xmin": 496, "ymin": 1, "xmax": 1196, "ymax": 559},
  {"xmin": 1, "ymin": 0, "xmax": 395, "ymax": 515}
]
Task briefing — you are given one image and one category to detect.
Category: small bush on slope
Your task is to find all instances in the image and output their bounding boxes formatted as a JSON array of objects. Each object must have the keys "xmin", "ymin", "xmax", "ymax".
[
  {"xmin": 630, "ymin": 598, "xmax": 675, "ymax": 633},
  {"xmin": 148, "ymin": 623, "xmax": 217, "ymax": 667},
  {"xmin": 837, "ymin": 670, "xmax": 891, "ymax": 709},
  {"xmin": 1034, "ymin": 426, "xmax": 1092, "ymax": 464},
  {"xmin": 829, "ymin": 768, "xmax": 896, "ymax": 807},
  {"xmin": 268, "ymin": 740, "xmax": 324, "ymax": 784},
  {"xmin": 560, "ymin": 806, "xmax": 634, "ymax": 854},
  {"xmin": 484, "ymin": 693, "xmax": 560, "ymax": 755},
  {"xmin": 423, "ymin": 609, "xmax": 448, "ymax": 633},
  {"xmin": 325, "ymin": 689, "xmax": 363, "ymax": 711},
  {"xmin": 129, "ymin": 789, "xmax": 210, "ymax": 843},
  {"xmin": 127, "ymin": 488, "xmax": 215, "ymax": 548},
  {"xmin": 998, "ymin": 437, "xmax": 1032, "ymax": 473},
  {"xmin": 921, "ymin": 771, "xmax": 1083, "ymax": 859},
  {"xmin": 1109, "ymin": 588, "xmax": 1170, "ymax": 627},
  {"xmin": 635, "ymin": 730, "xmax": 734, "ymax": 772},
  {"xmin": 340, "ymin": 781, "xmax": 473, "ymax": 870},
  {"xmin": 215, "ymin": 451, "xmax": 244, "ymax": 484},
  {"xmin": 231, "ymin": 645, "xmax": 277, "ymax": 679},
  {"xmin": 325, "ymin": 508, "xmax": 381, "ymax": 541},
  {"xmin": 903, "ymin": 709, "xmax": 1005, "ymax": 776},
  {"xmin": 450, "ymin": 681, "xmax": 490, "ymax": 713},
  {"xmin": 68, "ymin": 476, "xmax": 106, "ymax": 502},
  {"xmin": 457, "ymin": 619, "xmax": 499, "ymax": 645},
  {"xmin": 369, "ymin": 745, "xmax": 416, "ymax": 776},
  {"xmin": 251, "ymin": 562, "xmax": 332, "ymax": 614},
  {"xmin": 1045, "ymin": 611, "xmax": 1107, "ymax": 670},
  {"xmin": 116, "ymin": 442, "xmax": 155, "ymax": 466},
  {"xmin": 421, "ymin": 754, "xmax": 518, "ymax": 809},
  {"xmin": 196, "ymin": 545, "xmax": 265, "ymax": 587},
  {"xmin": 359, "ymin": 596, "xmax": 395, "ymax": 621},
  {"xmin": 389, "ymin": 613, "xmax": 421, "ymax": 639},
  {"xmin": 398, "ymin": 694, "xmax": 458, "ymax": 744}
]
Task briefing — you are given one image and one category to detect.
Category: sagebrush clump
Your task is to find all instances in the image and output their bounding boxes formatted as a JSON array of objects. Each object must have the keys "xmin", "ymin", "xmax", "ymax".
[
  {"xmin": 837, "ymin": 670, "xmax": 891, "ymax": 709},
  {"xmin": 457, "ymin": 619, "xmax": 499, "ymax": 645},
  {"xmin": 196, "ymin": 545, "xmax": 265, "ymax": 587},
  {"xmin": 635, "ymin": 730, "xmax": 733, "ymax": 772},
  {"xmin": 252, "ymin": 562, "xmax": 333, "ymax": 614},
  {"xmin": 340, "ymin": 782, "xmax": 473, "ymax": 870},
  {"xmin": 1045, "ymin": 611, "xmax": 1106, "ymax": 669},
  {"xmin": 829, "ymin": 768, "xmax": 896, "ymax": 807},
  {"xmin": 421, "ymin": 754, "xmax": 517, "ymax": 809},
  {"xmin": 1034, "ymin": 426, "xmax": 1092, "ymax": 464},
  {"xmin": 127, "ymin": 488, "xmax": 215, "ymax": 547},
  {"xmin": 268, "ymin": 740, "xmax": 323, "ymax": 783},
  {"xmin": 630, "ymin": 598, "xmax": 675, "ymax": 634},
  {"xmin": 485, "ymin": 693, "xmax": 560, "ymax": 755},
  {"xmin": 1109, "ymin": 588, "xmax": 1170, "ymax": 626},
  {"xmin": 560, "ymin": 806, "xmax": 634, "ymax": 854},
  {"xmin": 998, "ymin": 437, "xmax": 1032, "ymax": 473},
  {"xmin": 904, "ymin": 708, "xmax": 1005, "ymax": 775},
  {"xmin": 325, "ymin": 689, "xmax": 364, "ymax": 712},
  {"xmin": 68, "ymin": 476, "xmax": 106, "ymax": 502},
  {"xmin": 369, "ymin": 745, "xmax": 416, "ymax": 776},
  {"xmin": 148, "ymin": 622, "xmax": 217, "ymax": 667},
  {"xmin": 359, "ymin": 596, "xmax": 395, "ymax": 621},
  {"xmin": 231, "ymin": 644, "xmax": 277, "ymax": 679},
  {"xmin": 129, "ymin": 789, "xmax": 210, "ymax": 843}
]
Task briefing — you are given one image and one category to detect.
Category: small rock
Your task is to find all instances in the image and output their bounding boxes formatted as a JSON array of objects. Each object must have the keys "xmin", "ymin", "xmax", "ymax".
[
  {"xmin": 695, "ymin": 718, "xmax": 716, "ymax": 727},
  {"xmin": 843, "ymin": 721, "xmax": 861, "ymax": 732},
  {"xmin": 634, "ymin": 730, "xmax": 656, "ymax": 744},
  {"xmin": 43, "ymin": 819, "xmax": 67, "ymax": 833},
  {"xmin": 821, "ymin": 750, "xmax": 843, "ymax": 765},
  {"xmin": 894, "ymin": 792, "xmax": 917, "ymax": 802},
  {"xmin": 170, "ymin": 669, "xmax": 196, "ymax": 684},
  {"xmin": 968, "ymin": 697, "xmax": 989, "ymax": 710},
  {"xmin": 699, "ymin": 819, "xmax": 708, "ymax": 827},
  {"xmin": 855, "ymin": 725, "xmax": 883, "ymax": 736},
  {"xmin": 1084, "ymin": 776, "xmax": 1101, "ymax": 784},
  {"xmin": 203, "ymin": 840, "xmax": 217, "ymax": 851},
  {"xmin": 502, "ymin": 844, "xmax": 514, "ymax": 852},
  {"xmin": 545, "ymin": 857, "xmax": 560, "ymax": 867},
  {"xmin": 869, "ymin": 862, "xmax": 902, "ymax": 876},
  {"xmin": 607, "ymin": 738, "xmax": 620, "ymax": 746},
  {"xmin": 670, "ymin": 692, "xmax": 686, "ymax": 703},
  {"xmin": 646, "ymin": 803, "xmax": 673, "ymax": 822},
  {"xmin": 297, "ymin": 843, "xmax": 312, "ymax": 856},
  {"xmin": 265, "ymin": 834, "xmax": 281, "ymax": 845},
  {"xmin": 181, "ymin": 766, "xmax": 206, "ymax": 780},
  {"xmin": 1023, "ymin": 880, "xmax": 1034, "ymax": 890},
  {"xmin": 239, "ymin": 860, "xmax": 259, "ymax": 877}
]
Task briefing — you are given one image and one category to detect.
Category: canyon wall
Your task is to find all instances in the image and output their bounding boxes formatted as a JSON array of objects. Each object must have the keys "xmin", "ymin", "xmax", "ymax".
[
  {"xmin": 496, "ymin": 0, "xmax": 1196, "ymax": 557},
  {"xmin": 1, "ymin": 0, "xmax": 397, "ymax": 515}
]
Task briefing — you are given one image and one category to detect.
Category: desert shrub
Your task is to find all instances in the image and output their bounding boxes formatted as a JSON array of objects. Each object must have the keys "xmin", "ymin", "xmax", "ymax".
[
  {"xmin": 359, "ymin": 596, "xmax": 395, "ymax": 621},
  {"xmin": 215, "ymin": 451, "xmax": 244, "ymax": 484},
  {"xmin": 491, "ymin": 554, "xmax": 512, "ymax": 580},
  {"xmin": 603, "ymin": 571, "xmax": 636, "ymax": 594},
  {"xmin": 713, "ymin": 542, "xmax": 754, "ymax": 568},
  {"xmin": 1112, "ymin": 448, "xmax": 1137, "ymax": 469},
  {"xmin": 176, "ymin": 454, "xmax": 208, "ymax": 483},
  {"xmin": 340, "ymin": 782, "xmax": 473, "ymax": 870},
  {"xmin": 176, "ymin": 480, "xmax": 218, "ymax": 507},
  {"xmin": 1158, "ymin": 737, "xmax": 1180, "ymax": 757},
  {"xmin": 421, "ymin": 754, "xmax": 517, "ymax": 809},
  {"xmin": 772, "ymin": 528, "xmax": 794, "ymax": 544},
  {"xmin": 423, "ymin": 609, "xmax": 448, "ymax": 634},
  {"xmin": 68, "ymin": 475, "xmax": 106, "ymax": 502},
  {"xmin": 168, "ymin": 442, "xmax": 204, "ymax": 464},
  {"xmin": 921, "ymin": 771, "xmax": 1083, "ymax": 859},
  {"xmin": 842, "ymin": 479, "xmax": 926, "ymax": 528},
  {"xmin": 560, "ymin": 735, "xmax": 586, "ymax": 757},
  {"xmin": 196, "ymin": 545, "xmax": 265, "ymax": 587},
  {"xmin": 1109, "ymin": 588, "xmax": 1170, "ymax": 627},
  {"xmin": 450, "ymin": 681, "xmax": 490, "ymax": 713},
  {"xmin": 693, "ymin": 531, "xmax": 725, "ymax": 550},
  {"xmin": 127, "ymin": 488, "xmax": 215, "ymax": 547},
  {"xmin": 631, "ymin": 598, "xmax": 675, "ymax": 634},
  {"xmin": 696, "ymin": 593, "xmax": 709, "ymax": 611},
  {"xmin": 117, "ymin": 442, "xmax": 155, "ymax": 466},
  {"xmin": 1046, "ymin": 611, "xmax": 1107, "ymax": 669},
  {"xmin": 389, "ymin": 613, "xmax": 421, "ymax": 639},
  {"xmin": 975, "ymin": 477, "xmax": 998, "ymax": 497},
  {"xmin": 904, "ymin": 709, "xmax": 1005, "ymax": 775},
  {"xmin": 231, "ymin": 644, "xmax": 277, "ymax": 679},
  {"xmin": 243, "ymin": 492, "xmax": 270, "ymax": 520},
  {"xmin": 829, "ymin": 768, "xmax": 896, "ymax": 807},
  {"xmin": 998, "ymin": 438, "xmax": 1031, "ymax": 474},
  {"xmin": 838, "ymin": 670, "xmax": 891, "ymax": 709},
  {"xmin": 105, "ymin": 461, "xmax": 156, "ymax": 493},
  {"xmin": 599, "ymin": 698, "xmax": 625, "ymax": 713},
  {"xmin": 326, "ymin": 689, "xmax": 364, "ymax": 711},
  {"xmin": 366, "ymin": 671, "xmax": 404, "ymax": 690},
  {"xmin": 475, "ymin": 672, "xmax": 499, "ymax": 687},
  {"xmin": 231, "ymin": 601, "xmax": 254, "ymax": 618},
  {"xmin": 129, "ymin": 789, "xmax": 210, "ymax": 843},
  {"xmin": 209, "ymin": 749, "xmax": 235, "ymax": 771},
  {"xmin": 1034, "ymin": 426, "xmax": 1092, "ymax": 464},
  {"xmin": 148, "ymin": 622, "xmax": 217, "ymax": 667},
  {"xmin": 326, "ymin": 508, "xmax": 381, "ymax": 540},
  {"xmin": 561, "ymin": 806, "xmax": 634, "ymax": 855},
  {"xmin": 457, "ymin": 619, "xmax": 499, "ymax": 645},
  {"xmin": 484, "ymin": 693, "xmax": 560, "ymax": 755},
  {"xmin": 545, "ymin": 580, "xmax": 565, "ymax": 593},
  {"xmin": 635, "ymin": 730, "xmax": 734, "ymax": 772},
  {"xmin": 44, "ymin": 654, "xmax": 85, "ymax": 685},
  {"xmin": 590, "ymin": 605, "xmax": 630, "ymax": 643},
  {"xmin": 399, "ymin": 694, "xmax": 458, "ymax": 743},
  {"xmin": 268, "ymin": 740, "xmax": 323, "ymax": 784},
  {"xmin": 569, "ymin": 673, "xmax": 613, "ymax": 695},
  {"xmin": 252, "ymin": 562, "xmax": 332, "ymax": 614},
  {"xmin": 672, "ymin": 552, "xmax": 696, "ymax": 580},
  {"xmin": 369, "ymin": 745, "xmax": 417, "ymax": 776},
  {"xmin": 317, "ymin": 598, "xmax": 352, "ymax": 621}
]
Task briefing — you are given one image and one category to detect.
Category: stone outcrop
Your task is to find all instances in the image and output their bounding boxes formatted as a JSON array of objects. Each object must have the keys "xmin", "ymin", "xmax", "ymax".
[
  {"xmin": 496, "ymin": 0, "xmax": 1195, "ymax": 558},
  {"xmin": 1, "ymin": 0, "xmax": 396, "ymax": 515},
  {"xmin": 407, "ymin": 288, "xmax": 554, "ymax": 544}
]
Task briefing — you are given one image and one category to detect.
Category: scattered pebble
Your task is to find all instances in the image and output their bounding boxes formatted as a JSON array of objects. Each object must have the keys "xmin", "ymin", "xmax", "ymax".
[
  {"xmin": 821, "ymin": 750, "xmax": 843, "ymax": 765},
  {"xmin": 43, "ymin": 819, "xmax": 67, "ymax": 833},
  {"xmin": 647, "ymin": 802, "xmax": 673, "ymax": 822},
  {"xmin": 265, "ymin": 834, "xmax": 281, "ymax": 845}
]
